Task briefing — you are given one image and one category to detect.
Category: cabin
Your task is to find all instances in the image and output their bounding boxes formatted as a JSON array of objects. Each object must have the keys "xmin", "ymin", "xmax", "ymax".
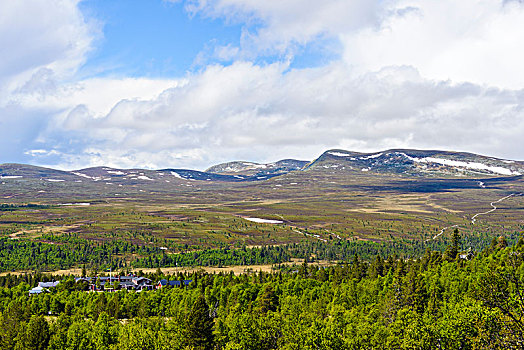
[{"xmin": 29, "ymin": 281, "xmax": 60, "ymax": 295}]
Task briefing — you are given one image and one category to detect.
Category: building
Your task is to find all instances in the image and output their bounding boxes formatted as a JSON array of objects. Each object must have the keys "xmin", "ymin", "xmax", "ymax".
[
  {"xmin": 29, "ymin": 281, "xmax": 60, "ymax": 295},
  {"xmin": 75, "ymin": 275, "xmax": 153, "ymax": 292}
]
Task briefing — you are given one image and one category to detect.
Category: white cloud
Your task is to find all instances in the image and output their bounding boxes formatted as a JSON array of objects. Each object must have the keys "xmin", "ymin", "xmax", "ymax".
[
  {"xmin": 0, "ymin": 0, "xmax": 184, "ymax": 165},
  {"xmin": 186, "ymin": 0, "xmax": 383, "ymax": 58},
  {"xmin": 18, "ymin": 77, "xmax": 184, "ymax": 119},
  {"xmin": 342, "ymin": 0, "xmax": 524, "ymax": 89},
  {"xmin": 0, "ymin": 0, "xmax": 96, "ymax": 99},
  {"xmin": 24, "ymin": 149, "xmax": 60, "ymax": 157},
  {"xmin": 39, "ymin": 62, "xmax": 524, "ymax": 169},
  {"xmin": 189, "ymin": 0, "xmax": 524, "ymax": 89},
  {"xmin": 3, "ymin": 0, "xmax": 524, "ymax": 170}
]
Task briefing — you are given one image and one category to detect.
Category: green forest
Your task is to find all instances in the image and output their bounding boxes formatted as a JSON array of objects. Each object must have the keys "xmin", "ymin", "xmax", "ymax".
[
  {"xmin": 0, "ymin": 234, "xmax": 523, "ymax": 349},
  {"xmin": 1, "ymin": 227, "xmax": 517, "ymax": 273}
]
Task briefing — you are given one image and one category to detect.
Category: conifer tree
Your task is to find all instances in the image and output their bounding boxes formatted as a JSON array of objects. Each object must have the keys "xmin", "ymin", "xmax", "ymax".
[
  {"xmin": 444, "ymin": 228, "xmax": 460, "ymax": 260},
  {"xmin": 20, "ymin": 315, "xmax": 50, "ymax": 350},
  {"xmin": 0, "ymin": 301, "xmax": 26, "ymax": 350},
  {"xmin": 187, "ymin": 295, "xmax": 214, "ymax": 350},
  {"xmin": 258, "ymin": 285, "xmax": 279, "ymax": 314}
]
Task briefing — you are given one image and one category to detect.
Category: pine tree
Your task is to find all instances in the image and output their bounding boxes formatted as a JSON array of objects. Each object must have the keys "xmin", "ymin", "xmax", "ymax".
[
  {"xmin": 20, "ymin": 315, "xmax": 50, "ymax": 350},
  {"xmin": 0, "ymin": 301, "xmax": 26, "ymax": 350},
  {"xmin": 369, "ymin": 255, "xmax": 384, "ymax": 278},
  {"xmin": 258, "ymin": 285, "xmax": 279, "ymax": 314},
  {"xmin": 452, "ymin": 228, "xmax": 460, "ymax": 253},
  {"xmin": 444, "ymin": 228, "xmax": 460, "ymax": 260},
  {"xmin": 187, "ymin": 295, "xmax": 214, "ymax": 350}
]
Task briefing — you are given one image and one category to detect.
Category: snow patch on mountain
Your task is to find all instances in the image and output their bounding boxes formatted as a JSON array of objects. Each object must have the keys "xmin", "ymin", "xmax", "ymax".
[
  {"xmin": 136, "ymin": 175, "xmax": 153, "ymax": 181},
  {"xmin": 171, "ymin": 171, "xmax": 184, "ymax": 179},
  {"xmin": 394, "ymin": 152, "xmax": 521, "ymax": 175},
  {"xmin": 416, "ymin": 157, "xmax": 519, "ymax": 175},
  {"xmin": 59, "ymin": 203, "xmax": 90, "ymax": 206},
  {"xmin": 73, "ymin": 172, "xmax": 94, "ymax": 179},
  {"xmin": 242, "ymin": 162, "xmax": 267, "ymax": 169},
  {"xmin": 219, "ymin": 162, "xmax": 268, "ymax": 172},
  {"xmin": 360, "ymin": 153, "xmax": 383, "ymax": 160},
  {"xmin": 328, "ymin": 151, "xmax": 350, "ymax": 157},
  {"xmin": 107, "ymin": 170, "xmax": 126, "ymax": 175}
]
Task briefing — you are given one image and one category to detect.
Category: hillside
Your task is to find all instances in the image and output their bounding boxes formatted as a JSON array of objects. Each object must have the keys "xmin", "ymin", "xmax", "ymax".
[
  {"xmin": 307, "ymin": 149, "xmax": 524, "ymax": 177},
  {"xmin": 205, "ymin": 159, "xmax": 308, "ymax": 176}
]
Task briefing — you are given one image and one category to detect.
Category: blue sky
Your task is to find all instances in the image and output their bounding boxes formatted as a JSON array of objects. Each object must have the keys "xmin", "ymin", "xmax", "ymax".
[
  {"xmin": 78, "ymin": 0, "xmax": 243, "ymax": 78},
  {"xmin": 77, "ymin": 0, "xmax": 337, "ymax": 78},
  {"xmin": 1, "ymin": 0, "xmax": 524, "ymax": 170}
]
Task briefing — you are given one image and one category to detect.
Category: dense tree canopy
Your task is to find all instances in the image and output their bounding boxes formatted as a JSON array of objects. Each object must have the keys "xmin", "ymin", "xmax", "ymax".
[{"xmin": 0, "ymin": 239, "xmax": 523, "ymax": 348}]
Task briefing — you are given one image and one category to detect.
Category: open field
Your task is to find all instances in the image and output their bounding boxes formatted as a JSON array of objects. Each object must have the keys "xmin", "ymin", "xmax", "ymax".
[{"xmin": 0, "ymin": 259, "xmax": 335, "ymax": 276}]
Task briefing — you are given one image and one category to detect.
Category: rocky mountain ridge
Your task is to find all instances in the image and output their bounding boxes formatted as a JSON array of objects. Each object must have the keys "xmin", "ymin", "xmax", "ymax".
[
  {"xmin": 307, "ymin": 149, "xmax": 524, "ymax": 177},
  {"xmin": 1, "ymin": 149, "xmax": 522, "ymax": 186}
]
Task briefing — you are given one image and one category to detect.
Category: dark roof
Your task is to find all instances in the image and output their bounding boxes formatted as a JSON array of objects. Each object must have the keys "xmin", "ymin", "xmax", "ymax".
[
  {"xmin": 75, "ymin": 276, "xmax": 146, "ymax": 283},
  {"xmin": 75, "ymin": 277, "xmax": 91, "ymax": 282},
  {"xmin": 158, "ymin": 279, "xmax": 192, "ymax": 287}
]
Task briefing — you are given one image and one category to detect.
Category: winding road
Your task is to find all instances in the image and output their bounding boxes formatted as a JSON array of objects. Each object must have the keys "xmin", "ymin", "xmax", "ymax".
[
  {"xmin": 430, "ymin": 192, "xmax": 522, "ymax": 241},
  {"xmin": 293, "ymin": 229, "xmax": 328, "ymax": 242},
  {"xmin": 470, "ymin": 193, "xmax": 517, "ymax": 224},
  {"xmin": 429, "ymin": 224, "xmax": 460, "ymax": 241}
]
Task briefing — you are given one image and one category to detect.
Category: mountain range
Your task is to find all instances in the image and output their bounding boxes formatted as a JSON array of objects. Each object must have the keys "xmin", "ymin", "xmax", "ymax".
[{"xmin": 1, "ymin": 149, "xmax": 522, "ymax": 186}]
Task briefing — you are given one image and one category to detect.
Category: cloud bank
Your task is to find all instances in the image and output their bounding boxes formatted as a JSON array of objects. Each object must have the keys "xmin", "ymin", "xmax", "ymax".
[{"xmin": 1, "ymin": 0, "xmax": 524, "ymax": 169}]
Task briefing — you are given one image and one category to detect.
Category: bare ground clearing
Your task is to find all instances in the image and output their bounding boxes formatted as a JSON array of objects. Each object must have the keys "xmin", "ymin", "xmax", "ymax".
[
  {"xmin": 8, "ymin": 224, "xmax": 84, "ymax": 239},
  {"xmin": 0, "ymin": 259, "xmax": 335, "ymax": 277}
]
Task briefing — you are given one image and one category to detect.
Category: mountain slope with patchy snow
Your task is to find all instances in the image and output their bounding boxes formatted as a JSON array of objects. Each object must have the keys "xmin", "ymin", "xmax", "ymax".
[
  {"xmin": 205, "ymin": 159, "xmax": 308, "ymax": 176},
  {"xmin": 307, "ymin": 149, "xmax": 524, "ymax": 177}
]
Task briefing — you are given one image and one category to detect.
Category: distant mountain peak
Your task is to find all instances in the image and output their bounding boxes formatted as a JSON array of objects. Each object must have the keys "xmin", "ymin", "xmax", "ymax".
[
  {"xmin": 308, "ymin": 149, "xmax": 523, "ymax": 177},
  {"xmin": 205, "ymin": 159, "xmax": 308, "ymax": 176}
]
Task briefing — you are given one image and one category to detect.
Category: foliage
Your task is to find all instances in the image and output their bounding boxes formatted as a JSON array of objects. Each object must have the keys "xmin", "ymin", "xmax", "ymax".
[
  {"xmin": 187, "ymin": 295, "xmax": 215, "ymax": 350},
  {"xmin": 0, "ymin": 234, "xmax": 482, "ymax": 273},
  {"xmin": 0, "ymin": 242, "xmax": 523, "ymax": 348}
]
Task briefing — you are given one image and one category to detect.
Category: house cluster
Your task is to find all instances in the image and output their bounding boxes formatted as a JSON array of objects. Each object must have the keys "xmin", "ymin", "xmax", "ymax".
[
  {"xmin": 75, "ymin": 275, "xmax": 154, "ymax": 291},
  {"xmin": 29, "ymin": 275, "xmax": 193, "ymax": 294}
]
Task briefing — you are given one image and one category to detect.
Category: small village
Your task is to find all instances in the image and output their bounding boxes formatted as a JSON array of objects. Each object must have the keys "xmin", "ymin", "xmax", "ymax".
[{"xmin": 29, "ymin": 275, "xmax": 192, "ymax": 295}]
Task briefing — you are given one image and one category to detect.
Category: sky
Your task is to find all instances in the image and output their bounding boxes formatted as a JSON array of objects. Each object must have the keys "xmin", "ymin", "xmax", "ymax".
[{"xmin": 1, "ymin": 0, "xmax": 524, "ymax": 170}]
